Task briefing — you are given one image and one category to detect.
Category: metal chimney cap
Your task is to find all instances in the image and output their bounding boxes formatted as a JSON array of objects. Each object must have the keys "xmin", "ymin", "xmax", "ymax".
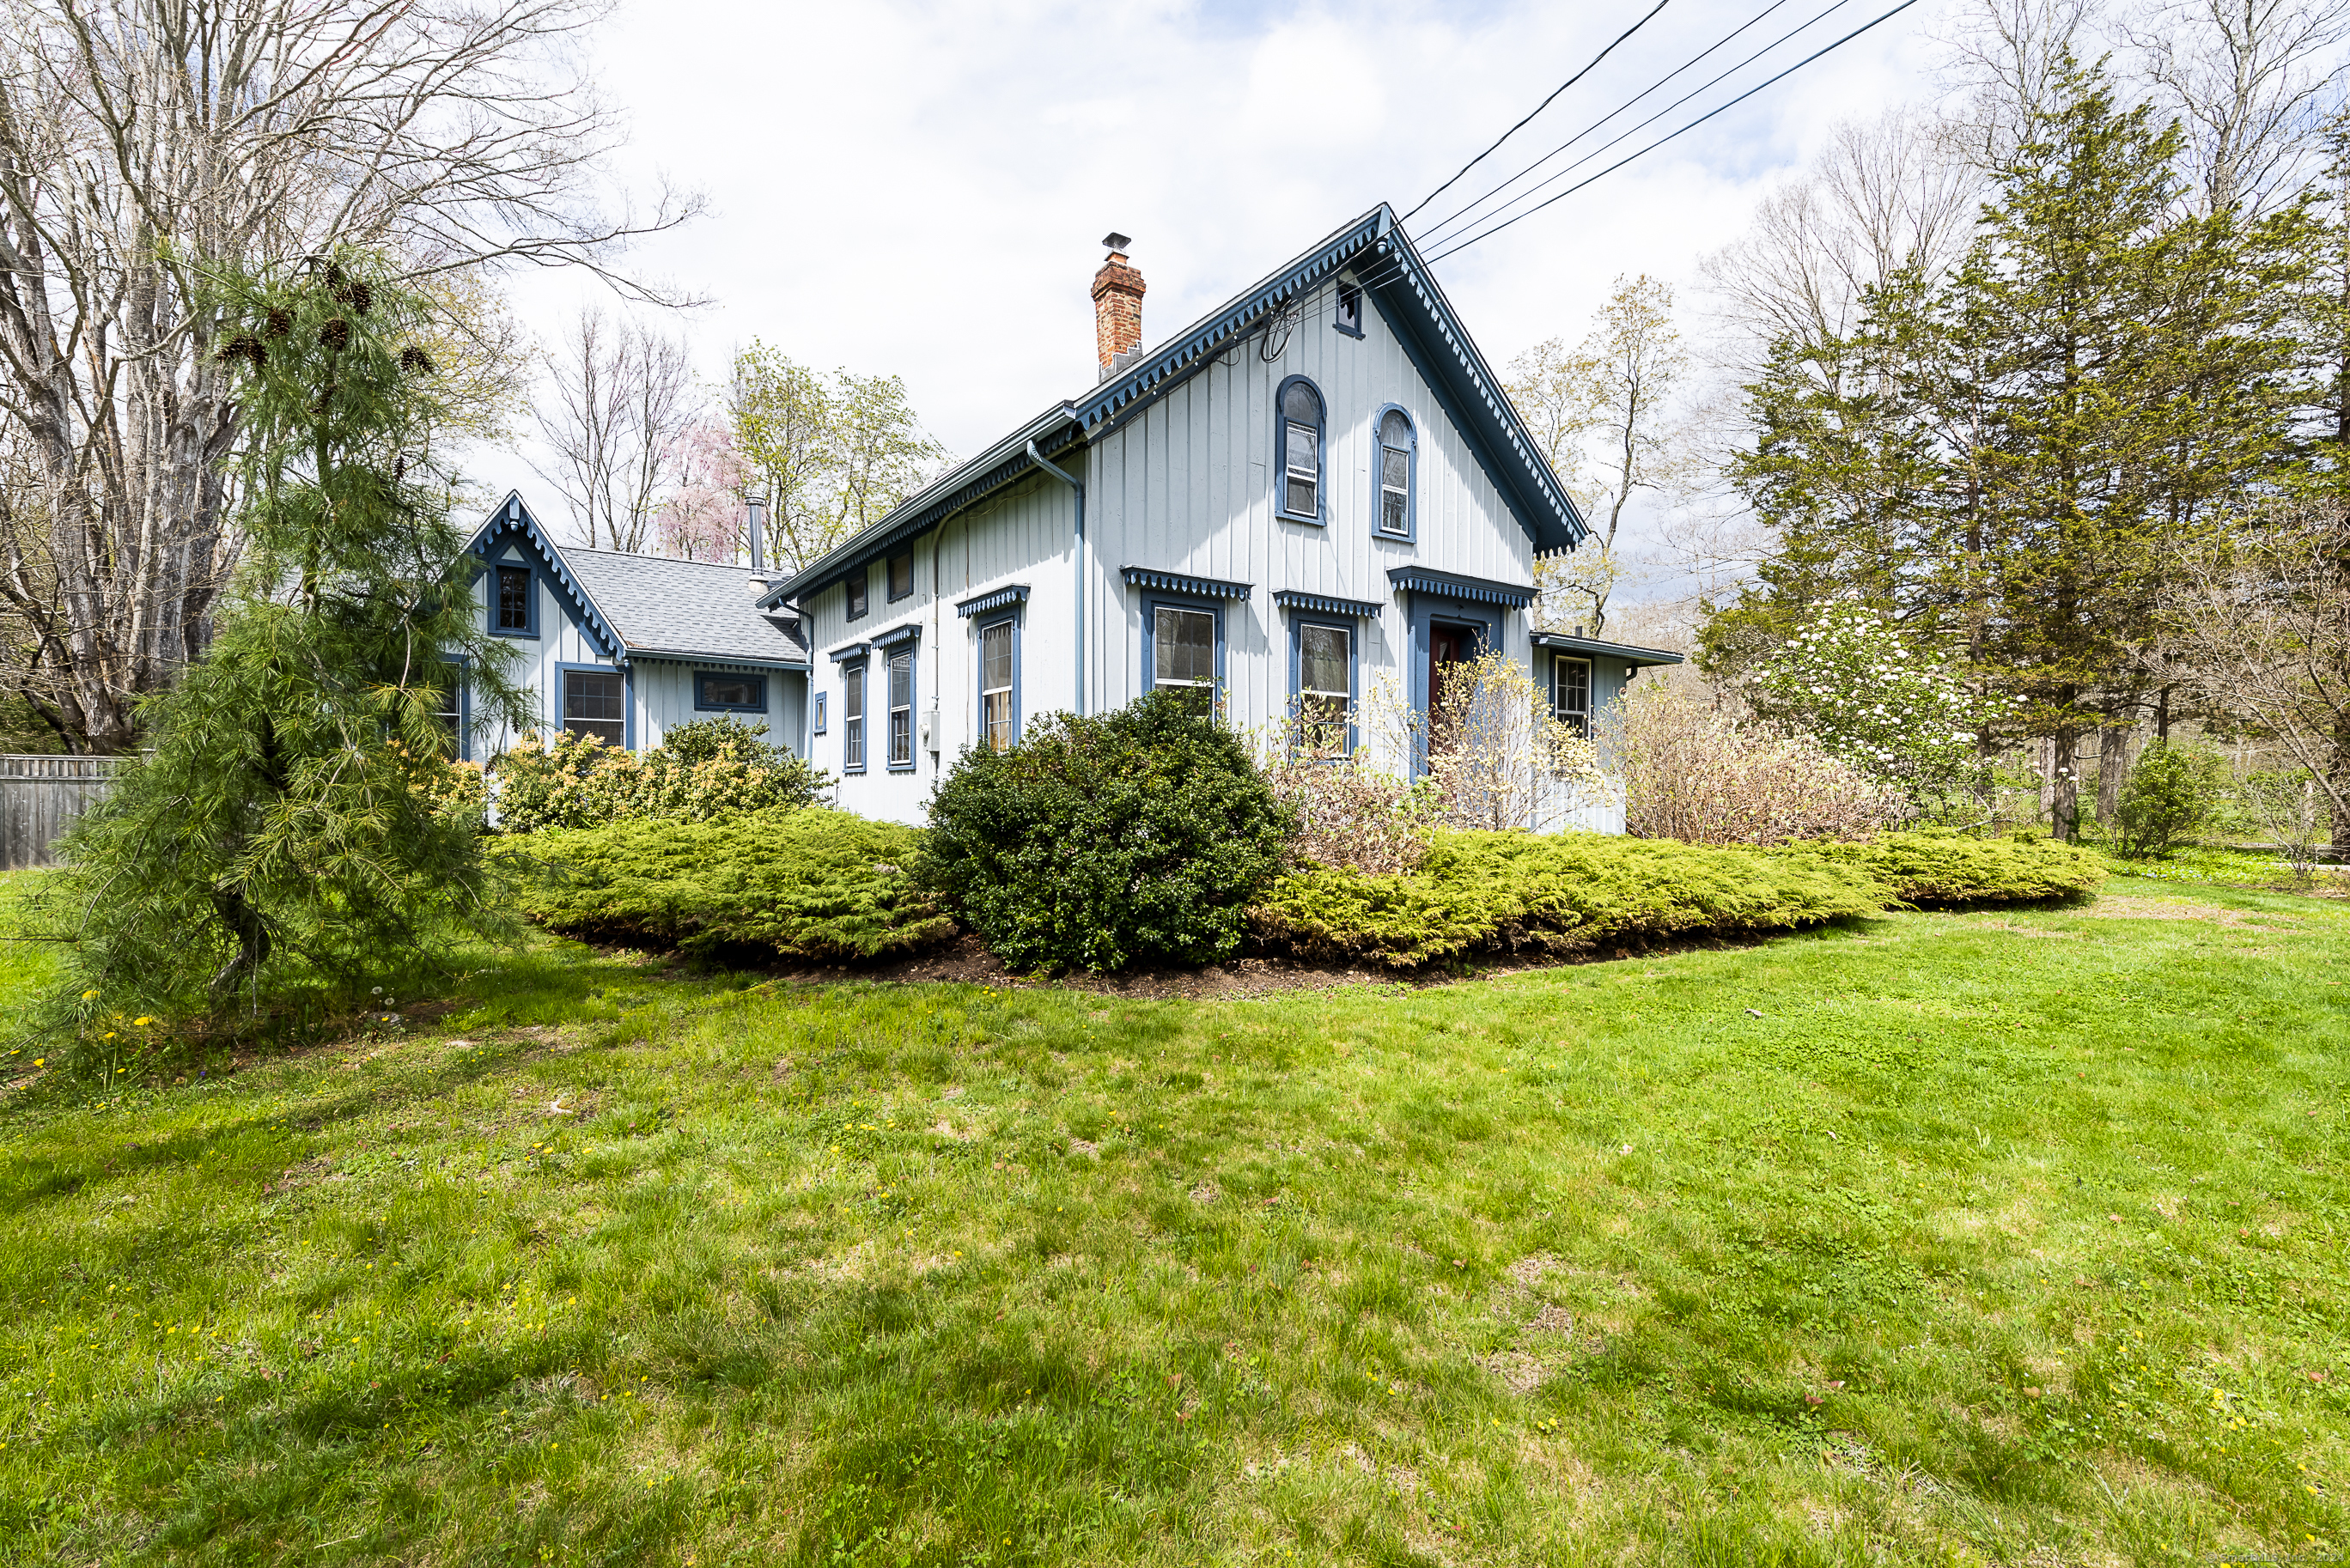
[{"xmin": 1101, "ymin": 231, "xmax": 1132, "ymax": 252}]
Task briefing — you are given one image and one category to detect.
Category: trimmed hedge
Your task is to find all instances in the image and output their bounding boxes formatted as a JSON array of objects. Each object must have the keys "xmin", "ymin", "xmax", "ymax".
[
  {"xmin": 1791, "ymin": 831, "xmax": 2107, "ymax": 906},
  {"xmin": 518, "ymin": 807, "xmax": 952, "ymax": 962},
  {"xmin": 1249, "ymin": 830, "xmax": 2106, "ymax": 968}
]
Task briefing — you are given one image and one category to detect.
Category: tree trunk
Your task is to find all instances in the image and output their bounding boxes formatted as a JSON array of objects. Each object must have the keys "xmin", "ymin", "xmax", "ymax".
[
  {"xmin": 2333, "ymin": 722, "xmax": 2350, "ymax": 859},
  {"xmin": 2050, "ymin": 726, "xmax": 2080, "ymax": 841},
  {"xmin": 2096, "ymin": 714, "xmax": 2131, "ymax": 825}
]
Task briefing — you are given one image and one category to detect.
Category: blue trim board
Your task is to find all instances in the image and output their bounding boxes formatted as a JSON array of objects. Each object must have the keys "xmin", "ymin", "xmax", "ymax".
[
  {"xmin": 956, "ymin": 583, "xmax": 1031, "ymax": 618},
  {"xmin": 1272, "ymin": 374, "xmax": 1327, "ymax": 526},
  {"xmin": 838, "ymin": 653, "xmax": 870, "ymax": 775},
  {"xmin": 1121, "ymin": 565, "xmax": 1251, "ymax": 600},
  {"xmin": 868, "ymin": 622, "xmax": 922, "ymax": 652},
  {"xmin": 813, "ymin": 690, "xmax": 828, "ymax": 734},
  {"xmin": 1371, "ymin": 402, "xmax": 1418, "ymax": 544},
  {"xmin": 1140, "ymin": 593, "xmax": 1228, "ymax": 702},
  {"xmin": 1286, "ymin": 609, "xmax": 1360, "ymax": 755},
  {"xmin": 1271, "ymin": 588, "xmax": 1383, "ymax": 618},
  {"xmin": 1387, "ymin": 566, "xmax": 1535, "ymax": 609},
  {"xmin": 460, "ymin": 494, "xmax": 625, "ymax": 659},
  {"xmin": 827, "ymin": 641, "xmax": 871, "ymax": 663},
  {"xmin": 486, "ymin": 558, "xmax": 539, "ymax": 639},
  {"xmin": 554, "ymin": 660, "xmax": 634, "ymax": 751}
]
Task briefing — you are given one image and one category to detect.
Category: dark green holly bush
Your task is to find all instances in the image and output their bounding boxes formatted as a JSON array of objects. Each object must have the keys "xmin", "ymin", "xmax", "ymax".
[{"xmin": 916, "ymin": 694, "xmax": 1296, "ymax": 973}]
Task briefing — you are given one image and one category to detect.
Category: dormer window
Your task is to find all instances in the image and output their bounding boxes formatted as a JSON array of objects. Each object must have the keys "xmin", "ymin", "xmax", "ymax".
[
  {"xmin": 1335, "ymin": 282, "xmax": 1363, "ymax": 337},
  {"xmin": 494, "ymin": 564, "xmax": 533, "ymax": 634},
  {"xmin": 887, "ymin": 551, "xmax": 914, "ymax": 601},
  {"xmin": 1276, "ymin": 377, "xmax": 1324, "ymax": 523},
  {"xmin": 1378, "ymin": 409, "xmax": 1415, "ymax": 538}
]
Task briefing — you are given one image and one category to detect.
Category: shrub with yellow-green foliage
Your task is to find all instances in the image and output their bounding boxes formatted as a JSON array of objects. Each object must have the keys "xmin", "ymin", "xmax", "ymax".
[
  {"xmin": 491, "ymin": 718, "xmax": 829, "ymax": 835},
  {"xmin": 519, "ymin": 807, "xmax": 950, "ymax": 963},
  {"xmin": 1249, "ymin": 830, "xmax": 2104, "ymax": 967}
]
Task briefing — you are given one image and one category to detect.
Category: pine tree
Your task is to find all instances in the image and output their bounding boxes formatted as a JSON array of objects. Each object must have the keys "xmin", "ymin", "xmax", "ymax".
[{"xmin": 42, "ymin": 255, "xmax": 530, "ymax": 1047}]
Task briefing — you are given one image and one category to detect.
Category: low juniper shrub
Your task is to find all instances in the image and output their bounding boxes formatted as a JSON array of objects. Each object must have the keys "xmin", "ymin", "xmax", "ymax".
[{"xmin": 916, "ymin": 693, "xmax": 1296, "ymax": 973}]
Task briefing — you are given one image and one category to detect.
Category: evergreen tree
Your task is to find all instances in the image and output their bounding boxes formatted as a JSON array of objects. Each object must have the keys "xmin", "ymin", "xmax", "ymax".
[{"xmin": 42, "ymin": 255, "xmax": 529, "ymax": 1048}]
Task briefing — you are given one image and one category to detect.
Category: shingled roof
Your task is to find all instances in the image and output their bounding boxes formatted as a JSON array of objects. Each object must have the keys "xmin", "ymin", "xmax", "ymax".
[{"xmin": 564, "ymin": 547, "xmax": 808, "ymax": 668}]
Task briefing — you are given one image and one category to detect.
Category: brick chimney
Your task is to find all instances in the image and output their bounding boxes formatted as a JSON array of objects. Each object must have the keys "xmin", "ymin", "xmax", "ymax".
[{"xmin": 1092, "ymin": 232, "xmax": 1145, "ymax": 380}]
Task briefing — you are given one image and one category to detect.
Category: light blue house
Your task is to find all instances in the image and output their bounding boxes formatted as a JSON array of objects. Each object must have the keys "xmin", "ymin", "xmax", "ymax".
[
  {"xmin": 765, "ymin": 206, "xmax": 1679, "ymax": 827},
  {"xmin": 457, "ymin": 206, "xmax": 1679, "ymax": 826}
]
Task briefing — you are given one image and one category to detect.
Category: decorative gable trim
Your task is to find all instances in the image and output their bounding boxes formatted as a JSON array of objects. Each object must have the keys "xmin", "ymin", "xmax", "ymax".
[
  {"xmin": 460, "ymin": 494, "xmax": 626, "ymax": 660},
  {"xmin": 1387, "ymin": 566, "xmax": 1536, "ymax": 609},
  {"xmin": 956, "ymin": 584, "xmax": 1031, "ymax": 618},
  {"xmin": 1121, "ymin": 565, "xmax": 1251, "ymax": 600},
  {"xmin": 1273, "ymin": 589, "xmax": 1384, "ymax": 618}
]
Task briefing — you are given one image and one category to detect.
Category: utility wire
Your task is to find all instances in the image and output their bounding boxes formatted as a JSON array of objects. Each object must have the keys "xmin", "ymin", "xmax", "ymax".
[
  {"xmin": 1409, "ymin": 0, "xmax": 1814, "ymax": 252},
  {"xmin": 1391, "ymin": 0, "xmax": 1927, "ymax": 279},
  {"xmin": 1402, "ymin": 0, "xmax": 1674, "ymax": 226}
]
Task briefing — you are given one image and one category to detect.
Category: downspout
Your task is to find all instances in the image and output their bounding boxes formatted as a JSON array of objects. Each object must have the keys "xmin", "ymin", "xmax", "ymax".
[{"xmin": 1025, "ymin": 440, "xmax": 1085, "ymax": 717}]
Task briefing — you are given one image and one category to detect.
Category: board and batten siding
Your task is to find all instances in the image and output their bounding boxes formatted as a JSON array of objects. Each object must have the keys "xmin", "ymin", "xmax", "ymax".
[
  {"xmin": 629, "ymin": 659, "xmax": 803, "ymax": 753},
  {"xmin": 1081, "ymin": 273, "xmax": 1537, "ymax": 777},
  {"xmin": 469, "ymin": 547, "xmax": 624, "ymax": 758}
]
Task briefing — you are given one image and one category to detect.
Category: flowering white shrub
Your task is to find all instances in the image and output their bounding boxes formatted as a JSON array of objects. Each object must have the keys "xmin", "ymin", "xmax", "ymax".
[{"xmin": 1750, "ymin": 606, "xmax": 1998, "ymax": 813}]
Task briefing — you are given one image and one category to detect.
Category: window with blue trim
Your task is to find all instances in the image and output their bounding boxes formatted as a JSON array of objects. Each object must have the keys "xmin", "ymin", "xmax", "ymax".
[
  {"xmin": 1335, "ymin": 282, "xmax": 1363, "ymax": 337},
  {"xmin": 1295, "ymin": 621, "xmax": 1353, "ymax": 757},
  {"xmin": 431, "ymin": 665, "xmax": 465, "ymax": 759},
  {"xmin": 695, "ymin": 672, "xmax": 766, "ymax": 712},
  {"xmin": 1276, "ymin": 378, "xmax": 1324, "ymax": 522},
  {"xmin": 1151, "ymin": 604, "xmax": 1219, "ymax": 716},
  {"xmin": 1378, "ymin": 410, "xmax": 1415, "ymax": 538},
  {"xmin": 563, "ymin": 669, "xmax": 624, "ymax": 747},
  {"xmin": 846, "ymin": 568, "xmax": 869, "ymax": 621},
  {"xmin": 886, "ymin": 647, "xmax": 915, "ymax": 769},
  {"xmin": 887, "ymin": 552, "xmax": 914, "ymax": 601},
  {"xmin": 842, "ymin": 662, "xmax": 868, "ymax": 771},
  {"xmin": 813, "ymin": 692, "xmax": 828, "ymax": 734},
  {"xmin": 493, "ymin": 563, "xmax": 535, "ymax": 635},
  {"xmin": 979, "ymin": 617, "xmax": 1017, "ymax": 751}
]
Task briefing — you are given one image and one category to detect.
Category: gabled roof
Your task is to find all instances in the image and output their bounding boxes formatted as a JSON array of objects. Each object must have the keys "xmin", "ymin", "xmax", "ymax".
[
  {"xmin": 764, "ymin": 204, "xmax": 1586, "ymax": 608},
  {"xmin": 1531, "ymin": 629, "xmax": 1685, "ymax": 669},
  {"xmin": 465, "ymin": 494, "xmax": 810, "ymax": 670}
]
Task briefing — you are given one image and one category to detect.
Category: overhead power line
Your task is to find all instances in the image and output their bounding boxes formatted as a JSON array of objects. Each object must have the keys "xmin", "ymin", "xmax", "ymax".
[
  {"xmin": 1402, "ymin": 0, "xmax": 1674, "ymax": 227},
  {"xmin": 1422, "ymin": 0, "xmax": 1927, "ymax": 266}
]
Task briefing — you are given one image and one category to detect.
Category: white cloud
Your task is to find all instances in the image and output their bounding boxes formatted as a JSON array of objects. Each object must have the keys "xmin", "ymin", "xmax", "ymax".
[{"xmin": 480, "ymin": 0, "xmax": 1937, "ymax": 547}]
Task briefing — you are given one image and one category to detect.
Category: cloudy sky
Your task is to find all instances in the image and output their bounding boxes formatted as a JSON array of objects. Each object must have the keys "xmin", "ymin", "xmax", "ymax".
[{"xmin": 486, "ymin": 0, "xmax": 1952, "ymax": 593}]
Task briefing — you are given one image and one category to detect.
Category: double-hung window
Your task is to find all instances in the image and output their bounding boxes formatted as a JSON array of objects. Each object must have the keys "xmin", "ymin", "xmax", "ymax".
[
  {"xmin": 1378, "ymin": 410, "xmax": 1414, "ymax": 538},
  {"xmin": 431, "ymin": 667, "xmax": 464, "ymax": 758},
  {"xmin": 1277, "ymin": 379, "xmax": 1323, "ymax": 521},
  {"xmin": 980, "ymin": 619, "xmax": 1016, "ymax": 751},
  {"xmin": 563, "ymin": 668, "xmax": 624, "ymax": 747},
  {"xmin": 495, "ymin": 565, "xmax": 533, "ymax": 634},
  {"xmin": 1153, "ymin": 605, "xmax": 1218, "ymax": 714},
  {"xmin": 1296, "ymin": 623, "xmax": 1352, "ymax": 757},
  {"xmin": 886, "ymin": 648, "xmax": 914, "ymax": 768},
  {"xmin": 842, "ymin": 663, "xmax": 867, "ymax": 771},
  {"xmin": 1553, "ymin": 656, "xmax": 1592, "ymax": 738}
]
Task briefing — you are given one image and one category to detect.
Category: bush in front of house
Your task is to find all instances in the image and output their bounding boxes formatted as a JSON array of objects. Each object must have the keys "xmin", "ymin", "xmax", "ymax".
[
  {"xmin": 1249, "ymin": 830, "xmax": 1890, "ymax": 967},
  {"xmin": 916, "ymin": 693, "xmax": 1296, "ymax": 973},
  {"xmin": 1790, "ymin": 830, "xmax": 2108, "ymax": 905},
  {"xmin": 1247, "ymin": 828, "xmax": 2107, "ymax": 968},
  {"xmin": 518, "ymin": 807, "xmax": 951, "ymax": 962},
  {"xmin": 492, "ymin": 717, "xmax": 829, "ymax": 834}
]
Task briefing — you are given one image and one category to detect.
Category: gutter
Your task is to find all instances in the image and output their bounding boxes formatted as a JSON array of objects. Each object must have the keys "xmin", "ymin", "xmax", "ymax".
[{"xmin": 1024, "ymin": 440, "xmax": 1086, "ymax": 718}]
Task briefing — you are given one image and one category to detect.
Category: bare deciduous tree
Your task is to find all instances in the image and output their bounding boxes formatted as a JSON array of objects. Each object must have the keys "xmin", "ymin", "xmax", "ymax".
[
  {"xmin": 0, "ymin": 0, "xmax": 699, "ymax": 751},
  {"xmin": 2164, "ymin": 497, "xmax": 2350, "ymax": 854},
  {"xmin": 531, "ymin": 308, "xmax": 696, "ymax": 552},
  {"xmin": 2127, "ymin": 0, "xmax": 2350, "ymax": 218}
]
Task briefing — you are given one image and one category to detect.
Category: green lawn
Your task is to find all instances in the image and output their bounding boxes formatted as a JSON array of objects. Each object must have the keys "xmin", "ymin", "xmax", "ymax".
[{"xmin": 1, "ymin": 877, "xmax": 2344, "ymax": 1565}]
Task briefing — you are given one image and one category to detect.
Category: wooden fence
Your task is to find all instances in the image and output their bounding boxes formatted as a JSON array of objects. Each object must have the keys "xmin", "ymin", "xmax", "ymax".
[{"xmin": 0, "ymin": 755, "xmax": 118, "ymax": 871}]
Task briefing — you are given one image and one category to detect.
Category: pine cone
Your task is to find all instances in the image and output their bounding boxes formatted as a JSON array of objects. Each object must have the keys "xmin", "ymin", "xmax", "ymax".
[
  {"xmin": 398, "ymin": 344, "xmax": 435, "ymax": 375},
  {"xmin": 319, "ymin": 316, "xmax": 351, "ymax": 353},
  {"xmin": 264, "ymin": 307, "xmax": 293, "ymax": 339},
  {"xmin": 212, "ymin": 334, "xmax": 264, "ymax": 367},
  {"xmin": 345, "ymin": 280, "xmax": 373, "ymax": 317},
  {"xmin": 323, "ymin": 261, "xmax": 345, "ymax": 291}
]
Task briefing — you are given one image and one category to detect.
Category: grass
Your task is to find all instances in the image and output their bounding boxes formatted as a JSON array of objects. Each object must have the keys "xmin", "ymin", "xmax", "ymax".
[{"xmin": 0, "ymin": 873, "xmax": 2345, "ymax": 1565}]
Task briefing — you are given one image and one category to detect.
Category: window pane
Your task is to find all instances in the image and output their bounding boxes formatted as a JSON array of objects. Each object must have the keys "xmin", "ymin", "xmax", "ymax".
[
  {"xmin": 1154, "ymin": 607, "xmax": 1215, "ymax": 687},
  {"xmin": 889, "ymin": 554, "xmax": 912, "ymax": 598},
  {"xmin": 981, "ymin": 623, "xmax": 1013, "ymax": 695},
  {"xmin": 1380, "ymin": 490, "xmax": 1407, "ymax": 534},
  {"xmin": 1380, "ymin": 409, "xmax": 1411, "ymax": 447},
  {"xmin": 843, "ymin": 665, "xmax": 864, "ymax": 719},
  {"xmin": 1286, "ymin": 477, "xmax": 1317, "ymax": 514},
  {"xmin": 889, "ymin": 650, "xmax": 911, "ymax": 711},
  {"xmin": 1282, "ymin": 380, "xmax": 1320, "ymax": 423},
  {"xmin": 563, "ymin": 670, "xmax": 624, "ymax": 747},
  {"xmin": 1300, "ymin": 624, "xmax": 1349, "ymax": 696},
  {"xmin": 848, "ymin": 574, "xmax": 868, "ymax": 617},
  {"xmin": 700, "ymin": 675, "xmax": 758, "ymax": 708},
  {"xmin": 1555, "ymin": 659, "xmax": 1591, "ymax": 738},
  {"xmin": 1382, "ymin": 446, "xmax": 1409, "ymax": 493},
  {"xmin": 496, "ymin": 566, "xmax": 530, "ymax": 630},
  {"xmin": 983, "ymin": 690, "xmax": 1014, "ymax": 751},
  {"xmin": 1286, "ymin": 422, "xmax": 1317, "ymax": 478}
]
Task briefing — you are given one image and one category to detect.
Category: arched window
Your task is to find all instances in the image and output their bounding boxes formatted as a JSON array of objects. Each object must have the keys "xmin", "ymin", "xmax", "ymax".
[
  {"xmin": 1378, "ymin": 408, "xmax": 1415, "ymax": 538},
  {"xmin": 1276, "ymin": 378, "xmax": 1324, "ymax": 522}
]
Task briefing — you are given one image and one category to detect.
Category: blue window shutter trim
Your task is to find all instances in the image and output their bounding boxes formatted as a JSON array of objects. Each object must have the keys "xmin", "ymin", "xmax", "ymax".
[
  {"xmin": 1118, "ymin": 565, "xmax": 1251, "ymax": 600},
  {"xmin": 868, "ymin": 623, "xmax": 922, "ymax": 651},
  {"xmin": 1272, "ymin": 589, "xmax": 1383, "ymax": 618},
  {"xmin": 955, "ymin": 583, "xmax": 1032, "ymax": 618},
  {"xmin": 1385, "ymin": 566, "xmax": 1536, "ymax": 609}
]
